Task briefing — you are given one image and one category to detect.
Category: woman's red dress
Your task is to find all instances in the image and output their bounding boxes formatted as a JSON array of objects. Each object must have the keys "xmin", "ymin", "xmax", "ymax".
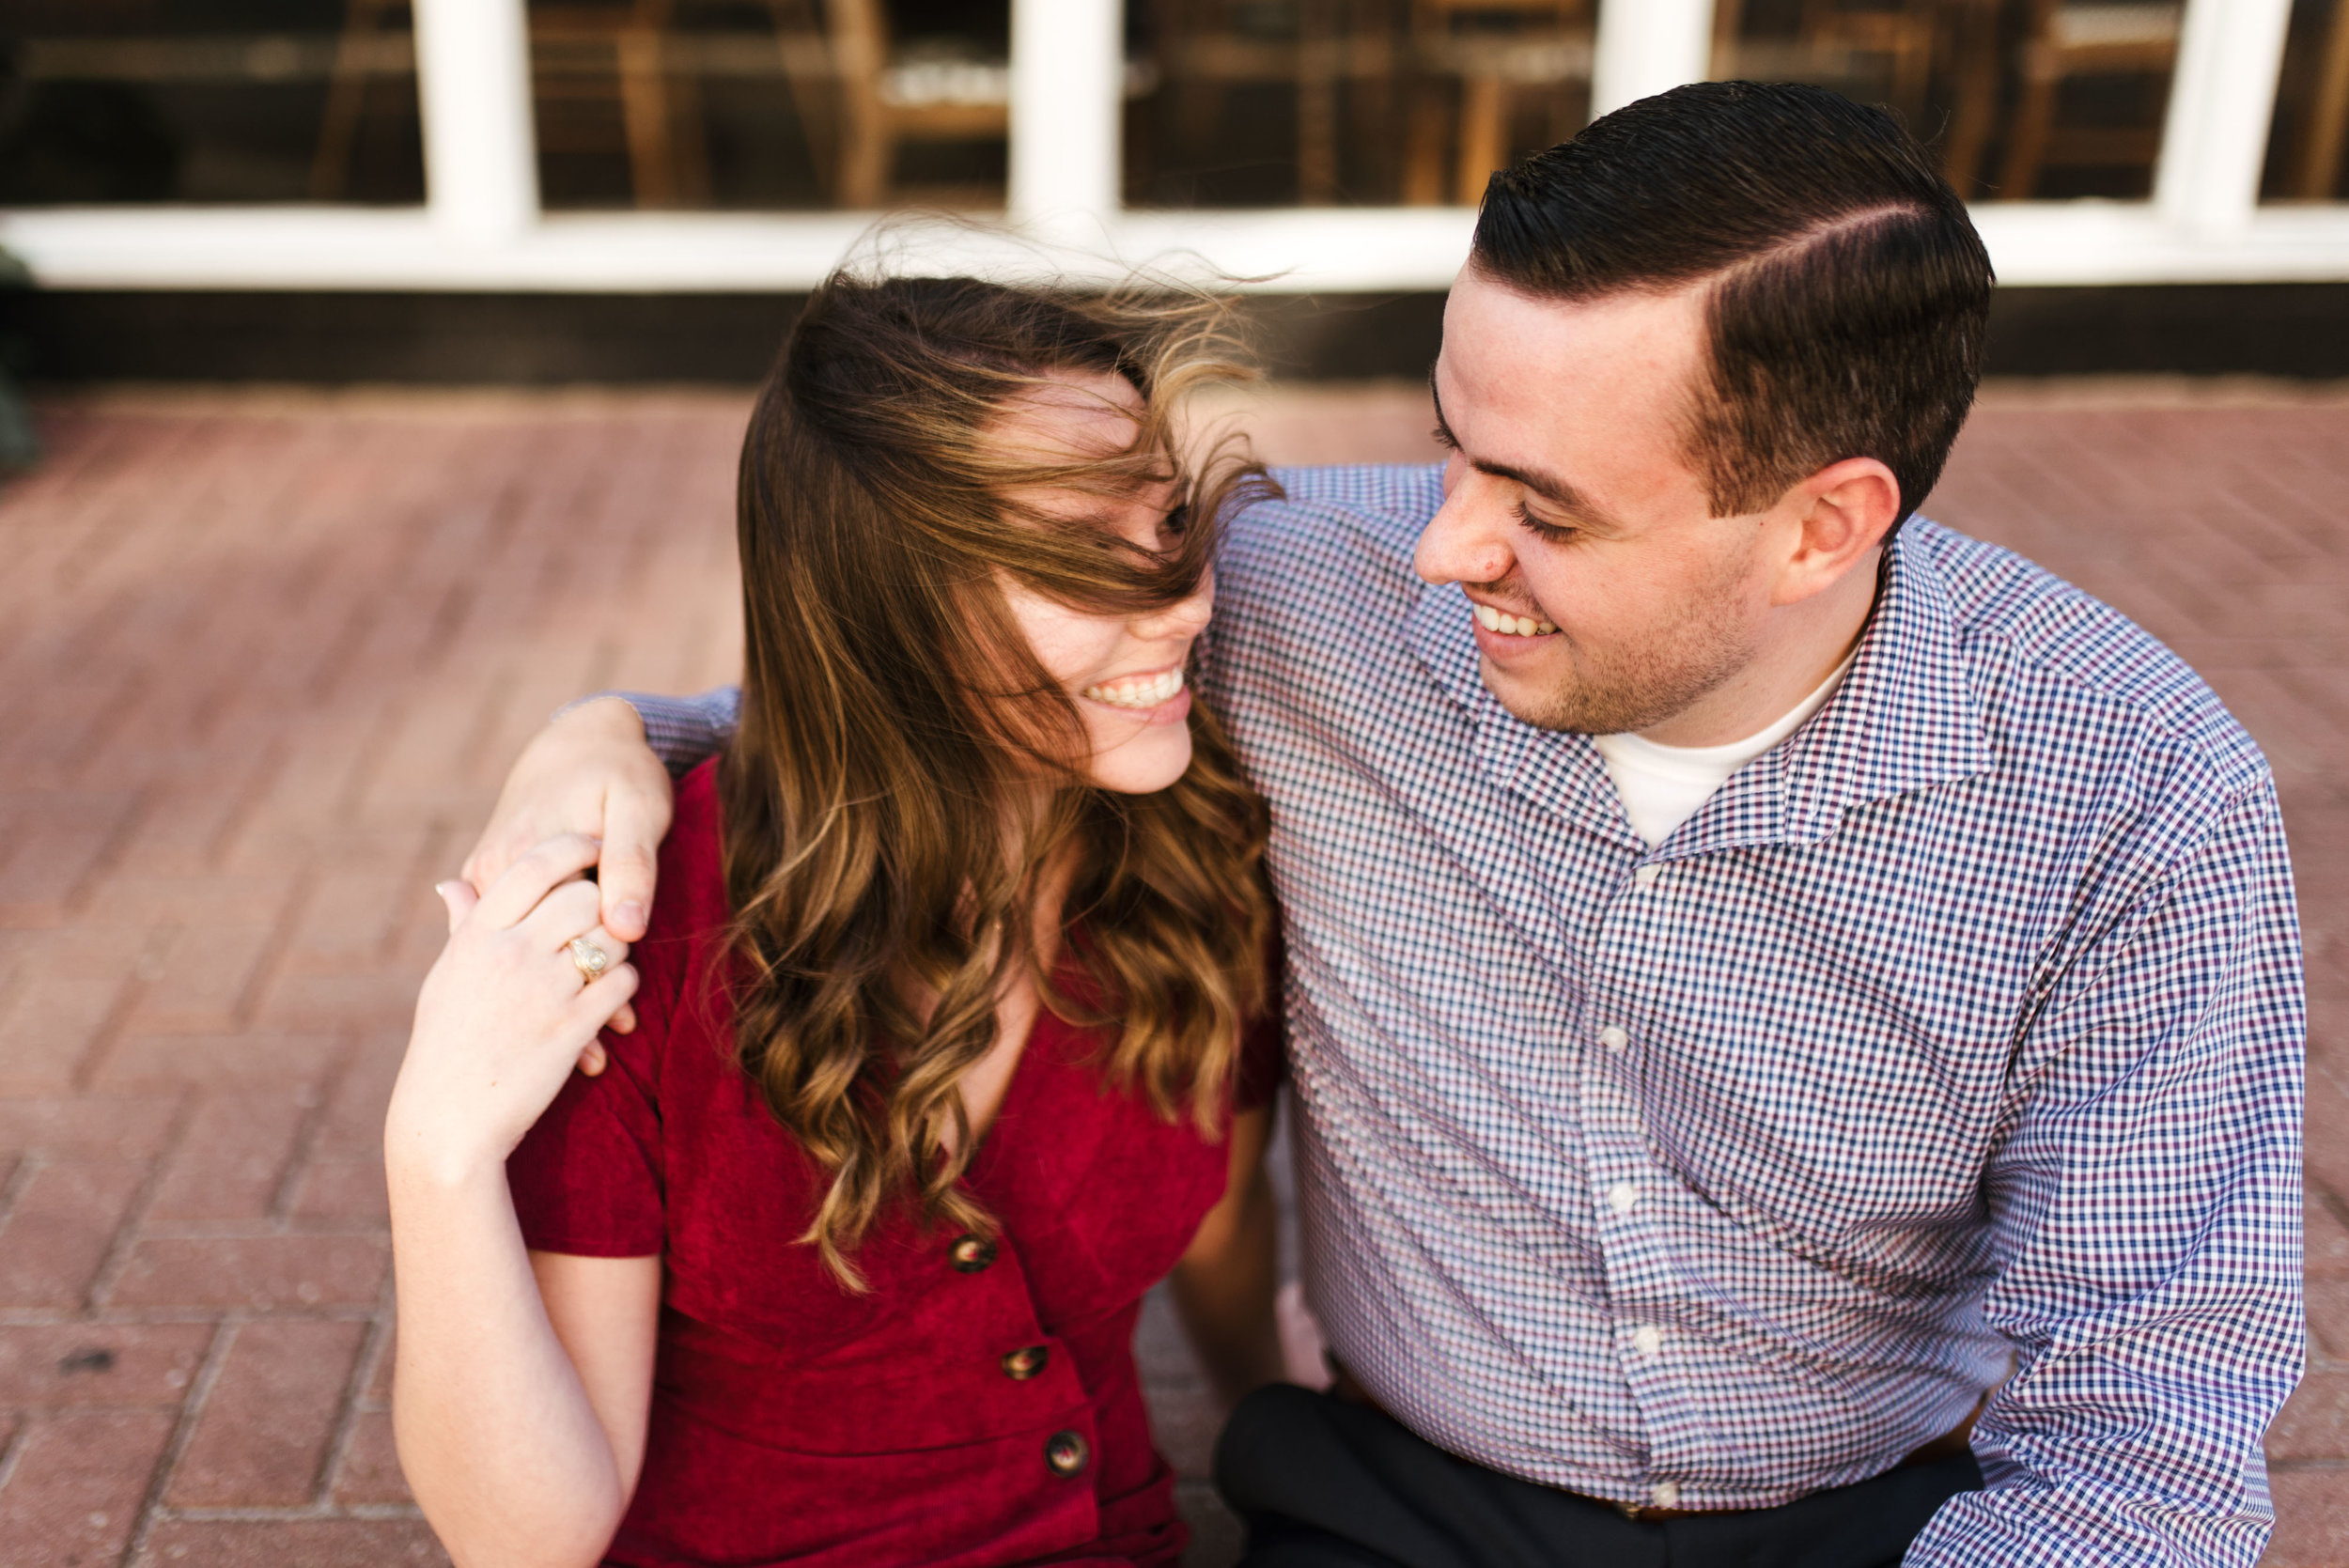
[{"xmin": 506, "ymin": 762, "xmax": 1274, "ymax": 1568}]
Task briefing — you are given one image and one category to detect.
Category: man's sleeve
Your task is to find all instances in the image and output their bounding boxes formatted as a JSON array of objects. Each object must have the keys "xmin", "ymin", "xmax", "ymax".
[
  {"xmin": 1906, "ymin": 776, "xmax": 2306, "ymax": 1568},
  {"xmin": 609, "ymin": 687, "xmax": 739, "ymax": 778}
]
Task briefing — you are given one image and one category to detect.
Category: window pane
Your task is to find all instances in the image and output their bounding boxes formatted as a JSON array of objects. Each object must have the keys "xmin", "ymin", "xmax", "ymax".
[
  {"xmin": 527, "ymin": 0, "xmax": 1007, "ymax": 210},
  {"xmin": 2261, "ymin": 0, "xmax": 2349, "ymax": 201},
  {"xmin": 0, "ymin": 0, "xmax": 426, "ymax": 205},
  {"xmin": 1711, "ymin": 0, "xmax": 2183, "ymax": 202},
  {"xmin": 1124, "ymin": 0, "xmax": 1596, "ymax": 207}
]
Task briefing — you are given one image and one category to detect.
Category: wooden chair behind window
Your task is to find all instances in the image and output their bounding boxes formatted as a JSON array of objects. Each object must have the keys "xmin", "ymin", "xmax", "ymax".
[
  {"xmin": 2290, "ymin": 0, "xmax": 2349, "ymax": 199},
  {"xmin": 1402, "ymin": 0, "xmax": 1592, "ymax": 206},
  {"xmin": 313, "ymin": 0, "xmax": 883, "ymax": 209},
  {"xmin": 1708, "ymin": 0, "xmax": 2003, "ymax": 197},
  {"xmin": 1998, "ymin": 0, "xmax": 2181, "ymax": 198},
  {"xmin": 1150, "ymin": 0, "xmax": 1402, "ymax": 206},
  {"xmin": 826, "ymin": 0, "xmax": 1008, "ymax": 208}
]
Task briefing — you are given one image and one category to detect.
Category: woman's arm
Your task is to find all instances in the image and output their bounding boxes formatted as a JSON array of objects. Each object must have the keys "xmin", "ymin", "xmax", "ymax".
[
  {"xmin": 389, "ymin": 1195, "xmax": 659, "ymax": 1567},
  {"xmin": 386, "ymin": 836, "xmax": 654, "ymax": 1568},
  {"xmin": 1168, "ymin": 1104, "xmax": 1285, "ymax": 1407}
]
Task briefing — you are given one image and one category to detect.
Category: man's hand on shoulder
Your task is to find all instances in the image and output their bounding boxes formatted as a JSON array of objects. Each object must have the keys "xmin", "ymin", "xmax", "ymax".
[{"xmin": 463, "ymin": 695, "xmax": 676, "ymax": 955}]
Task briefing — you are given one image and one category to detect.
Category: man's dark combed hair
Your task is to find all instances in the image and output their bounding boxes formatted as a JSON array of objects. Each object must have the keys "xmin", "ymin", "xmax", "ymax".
[{"xmin": 1473, "ymin": 80, "xmax": 1993, "ymax": 524}]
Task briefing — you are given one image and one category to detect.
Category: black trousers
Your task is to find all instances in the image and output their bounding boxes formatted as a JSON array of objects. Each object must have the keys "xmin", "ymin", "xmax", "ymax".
[{"xmin": 1213, "ymin": 1385, "xmax": 1982, "ymax": 1568}]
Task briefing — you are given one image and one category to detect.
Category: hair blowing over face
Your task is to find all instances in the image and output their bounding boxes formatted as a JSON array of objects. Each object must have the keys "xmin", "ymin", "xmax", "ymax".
[
  {"xmin": 720, "ymin": 273, "xmax": 1275, "ymax": 1288},
  {"xmin": 1472, "ymin": 80, "xmax": 1994, "ymax": 523}
]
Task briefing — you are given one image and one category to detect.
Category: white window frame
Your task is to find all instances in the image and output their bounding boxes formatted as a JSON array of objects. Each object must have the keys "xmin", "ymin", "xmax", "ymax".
[{"xmin": 0, "ymin": 0, "xmax": 2339, "ymax": 292}]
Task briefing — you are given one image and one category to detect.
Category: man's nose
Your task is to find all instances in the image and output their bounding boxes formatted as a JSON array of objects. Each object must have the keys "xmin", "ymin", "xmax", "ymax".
[{"xmin": 1414, "ymin": 474, "xmax": 1515, "ymax": 587}]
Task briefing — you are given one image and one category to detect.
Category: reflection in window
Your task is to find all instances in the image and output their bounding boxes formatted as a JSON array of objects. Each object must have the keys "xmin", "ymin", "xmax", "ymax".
[
  {"xmin": 2262, "ymin": 0, "xmax": 2349, "ymax": 201},
  {"xmin": 525, "ymin": 0, "xmax": 1008, "ymax": 211},
  {"xmin": 0, "ymin": 1, "xmax": 426, "ymax": 205},
  {"xmin": 1126, "ymin": 1, "xmax": 1595, "ymax": 208},
  {"xmin": 1712, "ymin": 0, "xmax": 2183, "ymax": 201}
]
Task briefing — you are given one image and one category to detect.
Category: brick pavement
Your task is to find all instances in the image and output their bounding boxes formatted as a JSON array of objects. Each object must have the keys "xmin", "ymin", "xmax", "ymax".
[{"xmin": 0, "ymin": 379, "xmax": 2340, "ymax": 1567}]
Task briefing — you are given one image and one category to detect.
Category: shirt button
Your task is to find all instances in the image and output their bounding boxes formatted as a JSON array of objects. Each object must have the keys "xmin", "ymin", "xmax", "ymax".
[
  {"xmin": 1597, "ymin": 1026, "xmax": 1629, "ymax": 1053},
  {"xmin": 1650, "ymin": 1481, "xmax": 1680, "ymax": 1510},
  {"xmin": 1607, "ymin": 1182, "xmax": 1640, "ymax": 1215},
  {"xmin": 1044, "ymin": 1430, "xmax": 1090, "ymax": 1477},
  {"xmin": 1001, "ymin": 1344, "xmax": 1050, "ymax": 1381},
  {"xmin": 1630, "ymin": 1324, "xmax": 1661, "ymax": 1356},
  {"xmin": 948, "ymin": 1234, "xmax": 997, "ymax": 1273},
  {"xmin": 1633, "ymin": 864, "xmax": 1660, "ymax": 888}
]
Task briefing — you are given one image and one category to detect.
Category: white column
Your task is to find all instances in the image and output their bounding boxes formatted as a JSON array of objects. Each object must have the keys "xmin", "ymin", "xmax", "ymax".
[
  {"xmin": 1007, "ymin": 0, "xmax": 1125, "ymax": 229},
  {"xmin": 1590, "ymin": 0, "xmax": 1717, "ymax": 119},
  {"xmin": 2155, "ymin": 0, "xmax": 2294, "ymax": 235},
  {"xmin": 412, "ymin": 0, "xmax": 540, "ymax": 243}
]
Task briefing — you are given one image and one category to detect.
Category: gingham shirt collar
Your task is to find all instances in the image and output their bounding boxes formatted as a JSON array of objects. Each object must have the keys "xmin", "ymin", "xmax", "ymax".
[{"xmin": 1404, "ymin": 534, "xmax": 1996, "ymax": 858}]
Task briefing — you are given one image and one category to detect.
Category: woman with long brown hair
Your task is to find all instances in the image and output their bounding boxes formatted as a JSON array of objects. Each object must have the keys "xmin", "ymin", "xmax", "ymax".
[{"xmin": 383, "ymin": 271, "xmax": 1285, "ymax": 1567}]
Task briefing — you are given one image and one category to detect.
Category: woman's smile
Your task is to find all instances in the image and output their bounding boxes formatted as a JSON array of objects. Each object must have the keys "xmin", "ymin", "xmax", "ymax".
[{"xmin": 1081, "ymin": 663, "xmax": 1190, "ymax": 722}]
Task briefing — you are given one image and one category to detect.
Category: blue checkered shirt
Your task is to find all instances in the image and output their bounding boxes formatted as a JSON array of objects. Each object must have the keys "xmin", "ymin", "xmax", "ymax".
[{"xmin": 626, "ymin": 463, "xmax": 2304, "ymax": 1567}]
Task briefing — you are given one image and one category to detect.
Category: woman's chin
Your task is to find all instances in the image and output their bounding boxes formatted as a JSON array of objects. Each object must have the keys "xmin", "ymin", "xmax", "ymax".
[{"xmin": 1081, "ymin": 731, "xmax": 1196, "ymax": 795}]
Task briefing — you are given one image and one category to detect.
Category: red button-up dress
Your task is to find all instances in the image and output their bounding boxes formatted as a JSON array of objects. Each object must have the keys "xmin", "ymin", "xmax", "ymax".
[{"xmin": 506, "ymin": 763, "xmax": 1274, "ymax": 1568}]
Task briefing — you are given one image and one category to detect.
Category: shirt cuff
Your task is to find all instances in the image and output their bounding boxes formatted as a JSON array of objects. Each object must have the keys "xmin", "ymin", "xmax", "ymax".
[{"xmin": 559, "ymin": 688, "xmax": 739, "ymax": 779}]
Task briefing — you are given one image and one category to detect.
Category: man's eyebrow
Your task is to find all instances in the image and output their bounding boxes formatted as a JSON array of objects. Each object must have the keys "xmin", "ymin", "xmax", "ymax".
[{"xmin": 1428, "ymin": 378, "xmax": 1627, "ymax": 534}]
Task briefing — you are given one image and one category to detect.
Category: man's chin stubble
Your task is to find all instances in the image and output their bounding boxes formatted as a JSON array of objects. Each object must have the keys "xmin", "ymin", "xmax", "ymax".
[{"xmin": 1483, "ymin": 650, "xmax": 1743, "ymax": 738}]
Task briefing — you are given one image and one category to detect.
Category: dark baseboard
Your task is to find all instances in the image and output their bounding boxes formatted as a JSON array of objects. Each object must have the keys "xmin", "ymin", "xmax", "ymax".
[{"xmin": 4, "ymin": 283, "xmax": 2344, "ymax": 385}]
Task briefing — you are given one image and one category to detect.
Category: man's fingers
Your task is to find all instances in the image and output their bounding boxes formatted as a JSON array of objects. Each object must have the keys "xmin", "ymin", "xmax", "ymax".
[
  {"xmin": 433, "ymin": 879, "xmax": 480, "ymax": 937},
  {"xmin": 459, "ymin": 820, "xmax": 538, "ymax": 899},
  {"xmin": 598, "ymin": 790, "xmax": 670, "ymax": 943},
  {"xmin": 473, "ymin": 834, "xmax": 605, "ymax": 930}
]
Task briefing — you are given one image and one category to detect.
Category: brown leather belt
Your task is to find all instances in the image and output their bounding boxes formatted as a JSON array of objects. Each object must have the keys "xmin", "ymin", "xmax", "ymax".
[{"xmin": 1326, "ymin": 1361, "xmax": 1981, "ymax": 1523}]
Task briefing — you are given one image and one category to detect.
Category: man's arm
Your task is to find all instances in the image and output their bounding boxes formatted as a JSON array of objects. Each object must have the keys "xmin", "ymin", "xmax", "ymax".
[
  {"xmin": 618, "ymin": 688, "xmax": 741, "ymax": 780},
  {"xmin": 1906, "ymin": 777, "xmax": 2305, "ymax": 1568},
  {"xmin": 462, "ymin": 689, "xmax": 740, "ymax": 943}
]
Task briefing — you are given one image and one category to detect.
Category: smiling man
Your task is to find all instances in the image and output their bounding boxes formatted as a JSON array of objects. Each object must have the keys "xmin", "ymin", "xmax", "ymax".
[{"xmin": 465, "ymin": 83, "xmax": 2303, "ymax": 1568}]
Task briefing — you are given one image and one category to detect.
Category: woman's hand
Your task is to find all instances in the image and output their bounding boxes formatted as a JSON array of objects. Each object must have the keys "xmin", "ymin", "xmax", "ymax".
[{"xmin": 388, "ymin": 834, "xmax": 640, "ymax": 1188}]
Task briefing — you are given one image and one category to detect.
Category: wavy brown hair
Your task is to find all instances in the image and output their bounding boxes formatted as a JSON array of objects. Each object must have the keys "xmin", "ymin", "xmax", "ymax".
[{"xmin": 719, "ymin": 269, "xmax": 1276, "ymax": 1288}]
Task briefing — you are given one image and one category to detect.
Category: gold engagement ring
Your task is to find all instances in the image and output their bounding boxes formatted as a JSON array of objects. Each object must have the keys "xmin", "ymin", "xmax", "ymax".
[{"xmin": 568, "ymin": 937, "xmax": 610, "ymax": 985}]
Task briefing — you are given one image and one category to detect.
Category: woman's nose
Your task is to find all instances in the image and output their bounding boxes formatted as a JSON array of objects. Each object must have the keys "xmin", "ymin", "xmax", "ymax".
[{"xmin": 1134, "ymin": 582, "xmax": 1214, "ymax": 641}]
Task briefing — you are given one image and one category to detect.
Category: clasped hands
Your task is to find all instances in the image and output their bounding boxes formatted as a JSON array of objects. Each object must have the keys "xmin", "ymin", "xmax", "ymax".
[{"xmin": 385, "ymin": 699, "xmax": 677, "ymax": 1184}]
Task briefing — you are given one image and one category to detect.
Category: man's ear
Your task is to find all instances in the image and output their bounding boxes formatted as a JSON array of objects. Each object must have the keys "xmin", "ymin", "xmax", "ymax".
[{"xmin": 1771, "ymin": 457, "xmax": 1901, "ymax": 607}]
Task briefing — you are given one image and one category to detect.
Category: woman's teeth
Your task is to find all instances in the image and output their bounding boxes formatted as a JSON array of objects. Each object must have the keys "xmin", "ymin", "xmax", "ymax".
[
  {"xmin": 1082, "ymin": 667, "xmax": 1186, "ymax": 708},
  {"xmin": 1474, "ymin": 604, "xmax": 1558, "ymax": 637}
]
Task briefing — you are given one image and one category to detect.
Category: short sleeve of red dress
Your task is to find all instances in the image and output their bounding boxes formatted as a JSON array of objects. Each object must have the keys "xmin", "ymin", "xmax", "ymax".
[{"xmin": 506, "ymin": 945, "xmax": 675, "ymax": 1258}]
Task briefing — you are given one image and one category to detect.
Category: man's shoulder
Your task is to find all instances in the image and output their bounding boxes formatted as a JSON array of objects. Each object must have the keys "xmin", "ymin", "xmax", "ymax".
[
  {"xmin": 1221, "ymin": 463, "xmax": 1443, "ymax": 581},
  {"xmin": 1906, "ymin": 519, "xmax": 2267, "ymax": 793}
]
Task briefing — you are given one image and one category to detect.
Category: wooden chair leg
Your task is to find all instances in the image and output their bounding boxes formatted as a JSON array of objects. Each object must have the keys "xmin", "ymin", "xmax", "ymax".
[
  {"xmin": 1403, "ymin": 82, "xmax": 1451, "ymax": 204},
  {"xmin": 1298, "ymin": 1, "xmax": 1342, "ymax": 206},
  {"xmin": 616, "ymin": 28, "xmax": 678, "ymax": 206},
  {"xmin": 763, "ymin": 0, "xmax": 838, "ymax": 201},
  {"xmin": 1999, "ymin": 49, "xmax": 2061, "ymax": 199},
  {"xmin": 839, "ymin": 97, "xmax": 891, "ymax": 207},
  {"xmin": 310, "ymin": 0, "xmax": 392, "ymax": 199},
  {"xmin": 1455, "ymin": 74, "xmax": 1504, "ymax": 204},
  {"xmin": 1940, "ymin": 1, "xmax": 2001, "ymax": 196},
  {"xmin": 2298, "ymin": 0, "xmax": 2349, "ymax": 198}
]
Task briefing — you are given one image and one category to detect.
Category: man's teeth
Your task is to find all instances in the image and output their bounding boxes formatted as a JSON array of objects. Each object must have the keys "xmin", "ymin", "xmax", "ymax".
[
  {"xmin": 1082, "ymin": 667, "xmax": 1186, "ymax": 708},
  {"xmin": 1474, "ymin": 604, "xmax": 1558, "ymax": 637}
]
